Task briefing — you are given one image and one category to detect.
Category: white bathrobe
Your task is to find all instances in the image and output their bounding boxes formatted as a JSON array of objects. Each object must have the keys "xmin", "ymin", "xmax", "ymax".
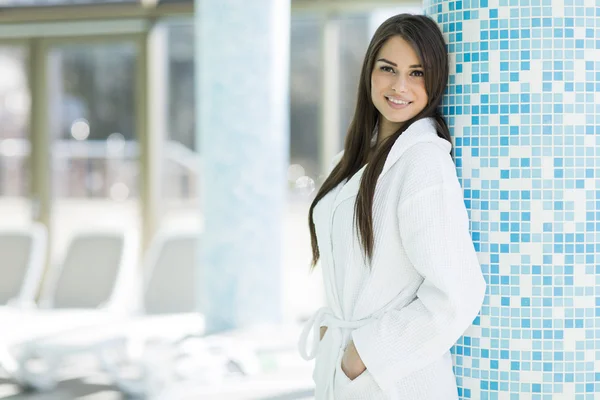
[{"xmin": 299, "ymin": 118, "xmax": 486, "ymax": 400}]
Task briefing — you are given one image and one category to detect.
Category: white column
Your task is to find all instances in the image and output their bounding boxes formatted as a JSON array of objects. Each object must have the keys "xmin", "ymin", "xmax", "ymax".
[
  {"xmin": 137, "ymin": 25, "xmax": 167, "ymax": 251},
  {"xmin": 195, "ymin": 0, "xmax": 291, "ymax": 333},
  {"xmin": 29, "ymin": 38, "xmax": 51, "ymax": 275}
]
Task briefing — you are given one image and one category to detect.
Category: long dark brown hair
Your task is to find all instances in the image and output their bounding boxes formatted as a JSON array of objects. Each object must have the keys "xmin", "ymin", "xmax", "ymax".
[{"xmin": 308, "ymin": 14, "xmax": 452, "ymax": 269}]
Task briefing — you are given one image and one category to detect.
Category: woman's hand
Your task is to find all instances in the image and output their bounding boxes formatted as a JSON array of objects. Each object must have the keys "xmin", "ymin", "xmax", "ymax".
[
  {"xmin": 341, "ymin": 340, "xmax": 366, "ymax": 380},
  {"xmin": 320, "ymin": 326, "xmax": 328, "ymax": 340}
]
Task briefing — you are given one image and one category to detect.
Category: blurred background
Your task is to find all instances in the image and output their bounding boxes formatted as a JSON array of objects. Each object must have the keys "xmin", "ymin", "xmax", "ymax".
[{"xmin": 0, "ymin": 0, "xmax": 421, "ymax": 399}]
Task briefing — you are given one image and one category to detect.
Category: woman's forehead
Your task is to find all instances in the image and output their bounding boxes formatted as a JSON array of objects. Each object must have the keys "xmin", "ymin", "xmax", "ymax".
[{"xmin": 376, "ymin": 36, "xmax": 421, "ymax": 65}]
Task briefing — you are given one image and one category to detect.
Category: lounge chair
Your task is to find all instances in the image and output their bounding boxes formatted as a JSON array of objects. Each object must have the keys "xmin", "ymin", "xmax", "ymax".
[{"xmin": 0, "ymin": 229, "xmax": 137, "ymax": 389}]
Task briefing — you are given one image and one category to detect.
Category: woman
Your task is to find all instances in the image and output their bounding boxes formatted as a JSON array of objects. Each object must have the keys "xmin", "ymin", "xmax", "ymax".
[{"xmin": 298, "ymin": 13, "xmax": 486, "ymax": 400}]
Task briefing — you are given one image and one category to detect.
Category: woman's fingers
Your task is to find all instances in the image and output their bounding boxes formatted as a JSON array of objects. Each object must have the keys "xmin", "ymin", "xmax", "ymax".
[{"xmin": 320, "ymin": 326, "xmax": 328, "ymax": 341}]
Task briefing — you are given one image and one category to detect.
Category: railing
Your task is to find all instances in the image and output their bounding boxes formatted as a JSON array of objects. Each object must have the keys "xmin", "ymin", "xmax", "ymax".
[
  {"xmin": 0, "ymin": 137, "xmax": 320, "ymax": 204},
  {"xmin": 0, "ymin": 138, "xmax": 200, "ymax": 201}
]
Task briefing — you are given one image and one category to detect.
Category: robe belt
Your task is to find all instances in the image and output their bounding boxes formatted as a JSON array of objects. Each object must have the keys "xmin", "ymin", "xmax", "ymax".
[
  {"xmin": 298, "ymin": 296, "xmax": 413, "ymax": 398},
  {"xmin": 298, "ymin": 307, "xmax": 371, "ymax": 398}
]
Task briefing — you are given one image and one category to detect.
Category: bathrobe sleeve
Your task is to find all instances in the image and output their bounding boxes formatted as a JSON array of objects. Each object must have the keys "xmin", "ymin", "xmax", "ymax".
[{"xmin": 351, "ymin": 144, "xmax": 487, "ymax": 392}]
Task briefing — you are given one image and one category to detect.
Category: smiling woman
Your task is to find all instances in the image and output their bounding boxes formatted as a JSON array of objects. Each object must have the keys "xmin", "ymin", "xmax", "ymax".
[{"xmin": 299, "ymin": 13, "xmax": 486, "ymax": 400}]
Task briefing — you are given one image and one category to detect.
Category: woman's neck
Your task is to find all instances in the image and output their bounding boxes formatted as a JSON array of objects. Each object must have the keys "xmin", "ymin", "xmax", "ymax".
[{"xmin": 376, "ymin": 118, "xmax": 403, "ymax": 147}]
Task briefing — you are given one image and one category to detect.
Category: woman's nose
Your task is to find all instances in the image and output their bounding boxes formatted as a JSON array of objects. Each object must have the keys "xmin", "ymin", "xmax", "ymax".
[{"xmin": 392, "ymin": 75, "xmax": 408, "ymax": 92}]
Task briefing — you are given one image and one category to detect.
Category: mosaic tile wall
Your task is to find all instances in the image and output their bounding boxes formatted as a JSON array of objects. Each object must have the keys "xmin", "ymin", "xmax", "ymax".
[{"xmin": 424, "ymin": 0, "xmax": 600, "ymax": 398}]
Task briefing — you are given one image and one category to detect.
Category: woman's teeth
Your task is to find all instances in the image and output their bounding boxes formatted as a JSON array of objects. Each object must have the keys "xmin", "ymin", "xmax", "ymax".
[{"xmin": 386, "ymin": 97, "xmax": 410, "ymax": 105}]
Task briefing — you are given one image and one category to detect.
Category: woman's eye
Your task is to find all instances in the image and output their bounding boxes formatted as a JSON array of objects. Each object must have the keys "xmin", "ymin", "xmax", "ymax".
[
  {"xmin": 411, "ymin": 70, "xmax": 425, "ymax": 77},
  {"xmin": 380, "ymin": 66, "xmax": 395, "ymax": 73}
]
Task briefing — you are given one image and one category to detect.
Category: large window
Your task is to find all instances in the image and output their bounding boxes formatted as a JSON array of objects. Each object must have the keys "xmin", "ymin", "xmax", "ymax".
[{"xmin": 48, "ymin": 41, "xmax": 140, "ymax": 259}]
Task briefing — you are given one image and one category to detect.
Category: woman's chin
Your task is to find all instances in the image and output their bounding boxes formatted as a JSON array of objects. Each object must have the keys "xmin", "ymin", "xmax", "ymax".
[{"xmin": 380, "ymin": 114, "xmax": 411, "ymax": 126}]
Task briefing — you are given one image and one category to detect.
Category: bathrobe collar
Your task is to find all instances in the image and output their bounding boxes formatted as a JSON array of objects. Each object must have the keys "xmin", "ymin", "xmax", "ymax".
[{"xmin": 333, "ymin": 117, "xmax": 451, "ymax": 211}]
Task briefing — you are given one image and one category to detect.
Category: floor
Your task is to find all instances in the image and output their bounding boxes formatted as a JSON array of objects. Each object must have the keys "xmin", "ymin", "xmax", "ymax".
[{"xmin": 0, "ymin": 324, "xmax": 316, "ymax": 400}]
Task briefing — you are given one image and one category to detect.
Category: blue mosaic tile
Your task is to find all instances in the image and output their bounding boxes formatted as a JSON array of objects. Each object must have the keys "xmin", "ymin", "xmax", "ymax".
[{"xmin": 424, "ymin": 0, "xmax": 600, "ymax": 398}]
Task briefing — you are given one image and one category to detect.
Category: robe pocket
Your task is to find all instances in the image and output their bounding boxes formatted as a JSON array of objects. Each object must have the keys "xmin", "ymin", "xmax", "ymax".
[
  {"xmin": 335, "ymin": 361, "xmax": 368, "ymax": 384},
  {"xmin": 334, "ymin": 363, "xmax": 383, "ymax": 399}
]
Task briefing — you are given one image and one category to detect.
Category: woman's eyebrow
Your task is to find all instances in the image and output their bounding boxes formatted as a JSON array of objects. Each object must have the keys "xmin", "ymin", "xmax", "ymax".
[
  {"xmin": 376, "ymin": 58, "xmax": 423, "ymax": 69},
  {"xmin": 377, "ymin": 58, "xmax": 397, "ymax": 66}
]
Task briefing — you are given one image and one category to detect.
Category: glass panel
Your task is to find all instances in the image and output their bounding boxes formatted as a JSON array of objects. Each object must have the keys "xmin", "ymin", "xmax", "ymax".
[
  {"xmin": 168, "ymin": 23, "xmax": 195, "ymax": 152},
  {"xmin": 290, "ymin": 15, "xmax": 322, "ymax": 182},
  {"xmin": 162, "ymin": 20, "xmax": 199, "ymax": 231},
  {"xmin": 0, "ymin": 46, "xmax": 31, "ymax": 227},
  {"xmin": 287, "ymin": 14, "xmax": 326, "ymax": 319},
  {"xmin": 48, "ymin": 42, "xmax": 140, "ymax": 260},
  {"xmin": 336, "ymin": 14, "xmax": 370, "ymax": 145}
]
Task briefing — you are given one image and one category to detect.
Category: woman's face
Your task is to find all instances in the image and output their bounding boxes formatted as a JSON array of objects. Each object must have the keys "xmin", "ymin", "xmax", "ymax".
[{"xmin": 370, "ymin": 36, "xmax": 428, "ymax": 132}]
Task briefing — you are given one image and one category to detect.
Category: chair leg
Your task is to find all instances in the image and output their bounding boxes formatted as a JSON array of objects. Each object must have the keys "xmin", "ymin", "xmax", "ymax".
[
  {"xmin": 15, "ymin": 347, "xmax": 59, "ymax": 391},
  {"xmin": 0, "ymin": 345, "xmax": 19, "ymax": 377},
  {"xmin": 97, "ymin": 338, "xmax": 146, "ymax": 397}
]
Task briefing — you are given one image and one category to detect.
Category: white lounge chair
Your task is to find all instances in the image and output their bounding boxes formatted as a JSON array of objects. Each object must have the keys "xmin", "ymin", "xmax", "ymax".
[
  {"xmin": 0, "ymin": 223, "xmax": 47, "ymax": 309},
  {"xmin": 17, "ymin": 230, "xmax": 204, "ymax": 395},
  {"xmin": 0, "ymin": 223, "xmax": 48, "ymax": 377},
  {"xmin": 0, "ymin": 229, "xmax": 137, "ymax": 389},
  {"xmin": 37, "ymin": 229, "xmax": 138, "ymax": 312}
]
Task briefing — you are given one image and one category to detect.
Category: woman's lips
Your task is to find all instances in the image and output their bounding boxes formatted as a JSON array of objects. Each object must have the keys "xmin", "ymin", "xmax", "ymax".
[{"xmin": 386, "ymin": 96, "xmax": 412, "ymax": 109}]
